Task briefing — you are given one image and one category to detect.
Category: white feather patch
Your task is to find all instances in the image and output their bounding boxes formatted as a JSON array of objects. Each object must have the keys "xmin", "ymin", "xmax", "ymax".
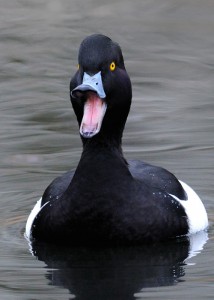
[
  {"xmin": 170, "ymin": 181, "xmax": 208, "ymax": 234},
  {"xmin": 25, "ymin": 198, "xmax": 49, "ymax": 241}
]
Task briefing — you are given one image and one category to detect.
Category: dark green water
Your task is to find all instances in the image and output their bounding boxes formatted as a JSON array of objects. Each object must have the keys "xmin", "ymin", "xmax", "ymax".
[{"xmin": 0, "ymin": 0, "xmax": 214, "ymax": 299}]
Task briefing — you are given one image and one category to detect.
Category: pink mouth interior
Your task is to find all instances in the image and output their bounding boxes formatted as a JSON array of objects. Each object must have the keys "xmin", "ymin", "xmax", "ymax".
[{"xmin": 80, "ymin": 92, "xmax": 107, "ymax": 138}]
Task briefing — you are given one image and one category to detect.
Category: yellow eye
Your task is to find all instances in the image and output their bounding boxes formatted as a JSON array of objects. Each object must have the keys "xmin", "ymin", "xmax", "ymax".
[
  {"xmin": 110, "ymin": 62, "xmax": 116, "ymax": 71},
  {"xmin": 77, "ymin": 64, "xmax": 80, "ymax": 70}
]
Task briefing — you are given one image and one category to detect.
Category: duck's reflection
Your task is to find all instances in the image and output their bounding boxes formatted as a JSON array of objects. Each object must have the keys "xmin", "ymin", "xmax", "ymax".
[{"xmin": 30, "ymin": 232, "xmax": 208, "ymax": 300}]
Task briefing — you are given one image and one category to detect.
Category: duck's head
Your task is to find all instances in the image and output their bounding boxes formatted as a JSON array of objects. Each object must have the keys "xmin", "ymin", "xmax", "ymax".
[{"xmin": 70, "ymin": 34, "xmax": 132, "ymax": 144}]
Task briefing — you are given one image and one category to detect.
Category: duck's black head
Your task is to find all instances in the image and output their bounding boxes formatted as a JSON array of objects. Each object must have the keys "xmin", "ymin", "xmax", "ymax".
[{"xmin": 70, "ymin": 34, "xmax": 132, "ymax": 146}]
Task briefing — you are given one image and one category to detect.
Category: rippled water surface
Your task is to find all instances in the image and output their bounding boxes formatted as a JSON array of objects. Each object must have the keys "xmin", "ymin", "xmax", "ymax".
[{"xmin": 1, "ymin": 0, "xmax": 214, "ymax": 299}]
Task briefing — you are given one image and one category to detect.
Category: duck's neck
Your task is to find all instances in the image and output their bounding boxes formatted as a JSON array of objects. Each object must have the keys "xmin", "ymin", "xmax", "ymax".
[
  {"xmin": 71, "ymin": 136, "xmax": 132, "ymax": 190},
  {"xmin": 81, "ymin": 127, "xmax": 123, "ymax": 149}
]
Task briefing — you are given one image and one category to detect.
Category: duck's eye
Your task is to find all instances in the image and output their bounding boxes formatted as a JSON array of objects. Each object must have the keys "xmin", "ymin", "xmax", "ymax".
[{"xmin": 109, "ymin": 62, "xmax": 116, "ymax": 71}]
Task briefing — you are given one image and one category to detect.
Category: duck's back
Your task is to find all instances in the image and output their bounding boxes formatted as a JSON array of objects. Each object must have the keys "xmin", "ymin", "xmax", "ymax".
[{"xmin": 129, "ymin": 160, "xmax": 187, "ymax": 199}]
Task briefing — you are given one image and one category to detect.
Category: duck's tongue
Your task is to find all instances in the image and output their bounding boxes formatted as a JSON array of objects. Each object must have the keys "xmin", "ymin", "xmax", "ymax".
[{"xmin": 80, "ymin": 92, "xmax": 107, "ymax": 138}]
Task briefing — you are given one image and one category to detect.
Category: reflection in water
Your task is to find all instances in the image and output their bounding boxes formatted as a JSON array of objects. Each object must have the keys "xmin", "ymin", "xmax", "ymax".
[{"xmin": 29, "ymin": 232, "xmax": 208, "ymax": 300}]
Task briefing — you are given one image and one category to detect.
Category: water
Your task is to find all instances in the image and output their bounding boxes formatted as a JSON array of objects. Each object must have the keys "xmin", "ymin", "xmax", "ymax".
[{"xmin": 0, "ymin": 0, "xmax": 214, "ymax": 299}]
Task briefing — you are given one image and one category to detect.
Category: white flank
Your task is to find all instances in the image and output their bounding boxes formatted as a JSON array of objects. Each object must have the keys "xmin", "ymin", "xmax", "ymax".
[
  {"xmin": 170, "ymin": 180, "xmax": 208, "ymax": 234},
  {"xmin": 25, "ymin": 198, "xmax": 49, "ymax": 240}
]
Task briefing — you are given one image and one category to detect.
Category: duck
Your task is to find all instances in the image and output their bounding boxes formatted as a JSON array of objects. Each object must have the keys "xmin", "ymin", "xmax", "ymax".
[{"xmin": 25, "ymin": 34, "xmax": 208, "ymax": 245}]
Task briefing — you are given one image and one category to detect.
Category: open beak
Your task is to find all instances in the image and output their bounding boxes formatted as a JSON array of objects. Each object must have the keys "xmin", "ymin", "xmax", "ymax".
[{"xmin": 71, "ymin": 71, "xmax": 107, "ymax": 138}]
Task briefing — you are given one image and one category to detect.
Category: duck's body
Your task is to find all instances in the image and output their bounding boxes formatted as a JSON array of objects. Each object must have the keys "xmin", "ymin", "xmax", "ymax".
[{"xmin": 25, "ymin": 34, "xmax": 208, "ymax": 244}]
